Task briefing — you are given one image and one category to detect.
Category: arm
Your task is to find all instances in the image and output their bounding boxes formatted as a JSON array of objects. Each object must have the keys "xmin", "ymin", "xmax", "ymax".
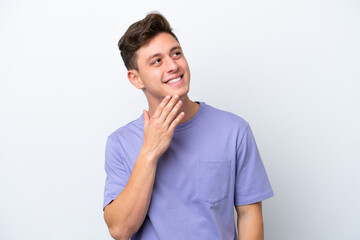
[
  {"xmin": 104, "ymin": 95, "xmax": 184, "ymax": 240},
  {"xmin": 236, "ymin": 202, "xmax": 264, "ymax": 240}
]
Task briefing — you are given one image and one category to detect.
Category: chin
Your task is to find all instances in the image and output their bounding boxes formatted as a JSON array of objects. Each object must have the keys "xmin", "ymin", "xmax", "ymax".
[{"xmin": 171, "ymin": 87, "xmax": 189, "ymax": 98}]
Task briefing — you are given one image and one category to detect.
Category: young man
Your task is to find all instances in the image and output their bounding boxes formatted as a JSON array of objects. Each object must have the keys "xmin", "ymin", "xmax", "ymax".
[{"xmin": 103, "ymin": 13, "xmax": 274, "ymax": 240}]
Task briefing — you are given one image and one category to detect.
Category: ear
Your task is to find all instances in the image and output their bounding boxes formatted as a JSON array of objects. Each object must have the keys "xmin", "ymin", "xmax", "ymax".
[{"xmin": 128, "ymin": 70, "xmax": 144, "ymax": 89}]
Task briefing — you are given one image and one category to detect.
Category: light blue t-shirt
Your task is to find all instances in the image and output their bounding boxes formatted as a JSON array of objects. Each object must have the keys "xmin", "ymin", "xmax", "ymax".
[{"xmin": 103, "ymin": 102, "xmax": 274, "ymax": 239}]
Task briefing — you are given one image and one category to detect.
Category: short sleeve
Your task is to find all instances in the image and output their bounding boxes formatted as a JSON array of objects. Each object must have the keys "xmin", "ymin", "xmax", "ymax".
[
  {"xmin": 234, "ymin": 125, "xmax": 274, "ymax": 206},
  {"xmin": 103, "ymin": 134, "xmax": 129, "ymax": 210}
]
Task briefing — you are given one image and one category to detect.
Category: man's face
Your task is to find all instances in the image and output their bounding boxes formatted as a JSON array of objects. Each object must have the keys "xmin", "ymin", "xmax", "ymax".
[{"xmin": 130, "ymin": 32, "xmax": 191, "ymax": 104}]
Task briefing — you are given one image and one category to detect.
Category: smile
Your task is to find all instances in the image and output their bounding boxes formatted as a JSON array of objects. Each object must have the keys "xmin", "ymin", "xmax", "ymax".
[{"xmin": 165, "ymin": 75, "xmax": 183, "ymax": 84}]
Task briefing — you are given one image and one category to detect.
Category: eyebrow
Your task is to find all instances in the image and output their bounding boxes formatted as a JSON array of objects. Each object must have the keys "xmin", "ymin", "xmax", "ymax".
[
  {"xmin": 170, "ymin": 46, "xmax": 182, "ymax": 52},
  {"xmin": 146, "ymin": 46, "xmax": 182, "ymax": 62}
]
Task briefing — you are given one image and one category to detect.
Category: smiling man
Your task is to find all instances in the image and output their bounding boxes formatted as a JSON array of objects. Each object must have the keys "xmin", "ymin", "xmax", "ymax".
[{"xmin": 103, "ymin": 13, "xmax": 274, "ymax": 240}]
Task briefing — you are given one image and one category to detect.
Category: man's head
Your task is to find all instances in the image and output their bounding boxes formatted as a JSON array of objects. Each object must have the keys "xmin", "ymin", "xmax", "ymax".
[
  {"xmin": 118, "ymin": 13, "xmax": 179, "ymax": 71},
  {"xmin": 118, "ymin": 13, "xmax": 191, "ymax": 106}
]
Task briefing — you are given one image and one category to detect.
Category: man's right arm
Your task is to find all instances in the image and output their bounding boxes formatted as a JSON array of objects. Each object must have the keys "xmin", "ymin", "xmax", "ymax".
[{"xmin": 104, "ymin": 95, "xmax": 184, "ymax": 240}]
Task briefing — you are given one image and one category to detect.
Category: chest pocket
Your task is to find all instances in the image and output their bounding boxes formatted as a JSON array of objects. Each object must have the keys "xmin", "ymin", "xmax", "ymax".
[{"xmin": 197, "ymin": 160, "xmax": 231, "ymax": 204}]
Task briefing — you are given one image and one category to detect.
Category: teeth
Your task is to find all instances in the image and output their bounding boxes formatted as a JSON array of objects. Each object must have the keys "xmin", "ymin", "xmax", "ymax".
[{"xmin": 167, "ymin": 76, "xmax": 181, "ymax": 84}]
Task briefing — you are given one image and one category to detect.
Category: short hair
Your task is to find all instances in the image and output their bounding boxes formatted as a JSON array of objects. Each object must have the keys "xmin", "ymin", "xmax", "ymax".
[{"xmin": 118, "ymin": 13, "xmax": 179, "ymax": 71}]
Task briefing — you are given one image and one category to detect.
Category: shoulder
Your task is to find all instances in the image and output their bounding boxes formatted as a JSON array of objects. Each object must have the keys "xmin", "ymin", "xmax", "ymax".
[
  {"xmin": 107, "ymin": 116, "xmax": 143, "ymax": 143},
  {"xmin": 201, "ymin": 102, "xmax": 249, "ymax": 130}
]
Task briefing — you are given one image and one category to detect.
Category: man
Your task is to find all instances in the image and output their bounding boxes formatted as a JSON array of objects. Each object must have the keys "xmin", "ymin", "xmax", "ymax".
[{"xmin": 103, "ymin": 13, "xmax": 274, "ymax": 240}]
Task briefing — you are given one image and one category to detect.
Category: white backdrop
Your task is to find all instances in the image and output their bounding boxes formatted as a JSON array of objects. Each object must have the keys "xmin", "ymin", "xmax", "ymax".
[{"xmin": 1, "ymin": 0, "xmax": 359, "ymax": 239}]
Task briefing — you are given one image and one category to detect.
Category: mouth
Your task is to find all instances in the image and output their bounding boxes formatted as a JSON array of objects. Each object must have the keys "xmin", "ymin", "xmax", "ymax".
[{"xmin": 164, "ymin": 75, "xmax": 183, "ymax": 84}]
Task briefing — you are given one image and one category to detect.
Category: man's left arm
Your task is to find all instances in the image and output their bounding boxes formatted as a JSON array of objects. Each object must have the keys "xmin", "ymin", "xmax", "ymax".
[{"xmin": 236, "ymin": 201, "xmax": 264, "ymax": 240}]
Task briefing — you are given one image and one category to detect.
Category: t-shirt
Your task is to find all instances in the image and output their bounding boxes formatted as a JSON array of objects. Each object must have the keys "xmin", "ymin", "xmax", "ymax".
[{"xmin": 103, "ymin": 101, "xmax": 274, "ymax": 240}]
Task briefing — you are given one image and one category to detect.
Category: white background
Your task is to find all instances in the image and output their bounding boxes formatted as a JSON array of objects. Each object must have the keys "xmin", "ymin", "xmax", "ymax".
[{"xmin": 1, "ymin": 0, "xmax": 359, "ymax": 239}]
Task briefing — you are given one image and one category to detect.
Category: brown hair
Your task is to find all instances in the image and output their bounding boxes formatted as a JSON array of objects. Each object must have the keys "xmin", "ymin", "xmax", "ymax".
[{"xmin": 118, "ymin": 13, "xmax": 179, "ymax": 71}]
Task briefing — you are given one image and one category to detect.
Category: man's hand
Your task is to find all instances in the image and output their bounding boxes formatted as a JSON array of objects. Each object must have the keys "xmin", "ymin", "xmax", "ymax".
[
  {"xmin": 104, "ymin": 95, "xmax": 185, "ymax": 240},
  {"xmin": 142, "ymin": 95, "xmax": 185, "ymax": 161}
]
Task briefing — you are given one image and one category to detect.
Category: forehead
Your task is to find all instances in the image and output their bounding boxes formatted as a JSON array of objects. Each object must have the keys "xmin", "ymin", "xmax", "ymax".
[{"xmin": 136, "ymin": 32, "xmax": 180, "ymax": 60}]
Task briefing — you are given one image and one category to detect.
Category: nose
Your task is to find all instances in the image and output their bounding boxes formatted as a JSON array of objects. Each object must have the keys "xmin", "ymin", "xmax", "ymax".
[{"xmin": 165, "ymin": 57, "xmax": 178, "ymax": 73}]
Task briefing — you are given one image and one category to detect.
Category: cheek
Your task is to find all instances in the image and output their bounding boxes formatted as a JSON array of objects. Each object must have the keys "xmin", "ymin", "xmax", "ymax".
[
  {"xmin": 152, "ymin": 70, "xmax": 164, "ymax": 80},
  {"xmin": 181, "ymin": 59, "xmax": 190, "ymax": 70},
  {"xmin": 182, "ymin": 63, "xmax": 190, "ymax": 77},
  {"xmin": 141, "ymin": 68, "xmax": 162, "ymax": 80}
]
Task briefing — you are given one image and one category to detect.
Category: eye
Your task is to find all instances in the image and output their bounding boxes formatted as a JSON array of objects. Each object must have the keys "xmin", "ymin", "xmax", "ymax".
[
  {"xmin": 173, "ymin": 51, "xmax": 181, "ymax": 57},
  {"xmin": 152, "ymin": 59, "xmax": 161, "ymax": 65}
]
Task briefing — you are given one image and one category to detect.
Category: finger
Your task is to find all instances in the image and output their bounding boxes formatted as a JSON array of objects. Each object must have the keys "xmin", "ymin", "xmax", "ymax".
[
  {"xmin": 152, "ymin": 95, "xmax": 171, "ymax": 119},
  {"xmin": 143, "ymin": 110, "xmax": 150, "ymax": 127},
  {"xmin": 164, "ymin": 99, "xmax": 182, "ymax": 126},
  {"xmin": 168, "ymin": 112, "xmax": 185, "ymax": 132},
  {"xmin": 159, "ymin": 95, "xmax": 179, "ymax": 122}
]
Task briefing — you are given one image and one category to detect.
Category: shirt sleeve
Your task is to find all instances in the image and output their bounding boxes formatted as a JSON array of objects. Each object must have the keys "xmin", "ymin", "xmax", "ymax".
[
  {"xmin": 234, "ymin": 124, "xmax": 274, "ymax": 206},
  {"xmin": 103, "ymin": 134, "xmax": 129, "ymax": 210}
]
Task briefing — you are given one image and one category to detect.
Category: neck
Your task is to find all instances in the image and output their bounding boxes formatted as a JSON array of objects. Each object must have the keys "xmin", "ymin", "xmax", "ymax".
[{"xmin": 147, "ymin": 95, "xmax": 199, "ymax": 124}]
